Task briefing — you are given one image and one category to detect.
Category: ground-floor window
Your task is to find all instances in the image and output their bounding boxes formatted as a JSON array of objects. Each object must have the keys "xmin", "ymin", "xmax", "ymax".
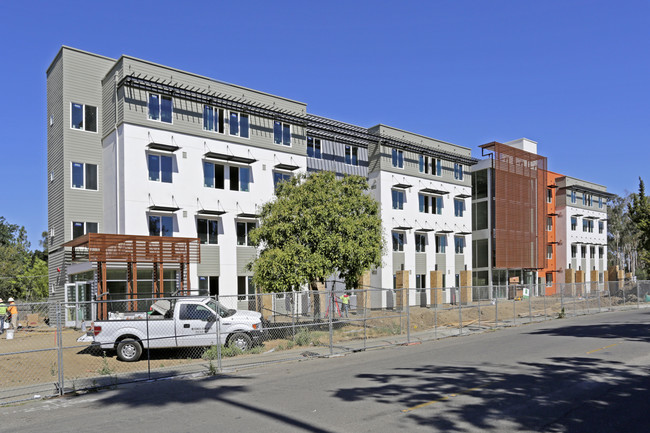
[{"xmin": 199, "ymin": 276, "xmax": 219, "ymax": 296}]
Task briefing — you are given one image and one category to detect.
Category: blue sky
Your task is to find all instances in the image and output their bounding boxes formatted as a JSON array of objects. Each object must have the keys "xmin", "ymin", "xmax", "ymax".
[{"xmin": 1, "ymin": 0, "xmax": 648, "ymax": 249}]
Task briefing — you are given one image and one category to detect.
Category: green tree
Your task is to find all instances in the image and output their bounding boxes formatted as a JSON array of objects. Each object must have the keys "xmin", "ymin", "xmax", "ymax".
[
  {"xmin": 248, "ymin": 172, "xmax": 384, "ymax": 295},
  {"xmin": 628, "ymin": 177, "xmax": 650, "ymax": 273},
  {"xmin": 0, "ymin": 217, "xmax": 48, "ymax": 300}
]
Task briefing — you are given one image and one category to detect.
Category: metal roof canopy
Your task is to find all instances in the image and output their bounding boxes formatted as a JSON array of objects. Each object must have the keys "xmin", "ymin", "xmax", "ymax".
[
  {"xmin": 148, "ymin": 142, "xmax": 180, "ymax": 153},
  {"xmin": 274, "ymin": 163, "xmax": 300, "ymax": 171},
  {"xmin": 420, "ymin": 188, "xmax": 449, "ymax": 195},
  {"xmin": 197, "ymin": 209, "xmax": 226, "ymax": 216},
  {"xmin": 393, "ymin": 182, "xmax": 413, "ymax": 189},
  {"xmin": 563, "ymin": 184, "xmax": 616, "ymax": 199},
  {"xmin": 149, "ymin": 205, "xmax": 180, "ymax": 212},
  {"xmin": 204, "ymin": 151, "xmax": 256, "ymax": 165},
  {"xmin": 120, "ymin": 75, "xmax": 480, "ymax": 165},
  {"xmin": 62, "ymin": 233, "xmax": 201, "ymax": 264}
]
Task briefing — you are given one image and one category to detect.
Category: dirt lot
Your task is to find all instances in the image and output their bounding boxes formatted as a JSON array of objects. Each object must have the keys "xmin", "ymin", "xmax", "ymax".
[{"xmin": 0, "ymin": 295, "xmax": 615, "ymax": 392}]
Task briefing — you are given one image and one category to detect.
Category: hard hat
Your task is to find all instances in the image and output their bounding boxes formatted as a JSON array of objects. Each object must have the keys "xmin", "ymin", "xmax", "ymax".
[
  {"xmin": 8, "ymin": 297, "xmax": 14, "ymax": 302},
  {"xmin": 0, "ymin": 298, "xmax": 3, "ymax": 303}
]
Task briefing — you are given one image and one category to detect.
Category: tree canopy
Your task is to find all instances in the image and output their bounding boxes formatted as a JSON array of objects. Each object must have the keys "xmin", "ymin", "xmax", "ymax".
[
  {"xmin": 248, "ymin": 171, "xmax": 384, "ymax": 292},
  {"xmin": 628, "ymin": 177, "xmax": 650, "ymax": 274},
  {"xmin": 0, "ymin": 217, "xmax": 48, "ymax": 300}
]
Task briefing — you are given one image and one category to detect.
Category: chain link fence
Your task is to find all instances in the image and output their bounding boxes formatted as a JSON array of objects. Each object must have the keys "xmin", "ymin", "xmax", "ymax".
[{"xmin": 2, "ymin": 279, "xmax": 649, "ymax": 405}]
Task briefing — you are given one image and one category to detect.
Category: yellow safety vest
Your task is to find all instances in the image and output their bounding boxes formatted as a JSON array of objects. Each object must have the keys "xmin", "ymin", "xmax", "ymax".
[{"xmin": 0, "ymin": 303, "xmax": 7, "ymax": 315}]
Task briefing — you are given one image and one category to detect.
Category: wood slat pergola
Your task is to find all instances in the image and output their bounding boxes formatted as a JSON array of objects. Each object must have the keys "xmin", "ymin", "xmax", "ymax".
[{"xmin": 63, "ymin": 234, "xmax": 201, "ymax": 319}]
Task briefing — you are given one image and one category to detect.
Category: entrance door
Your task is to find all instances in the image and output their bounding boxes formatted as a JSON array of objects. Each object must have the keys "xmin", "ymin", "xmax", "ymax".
[{"xmin": 64, "ymin": 282, "xmax": 92, "ymax": 328}]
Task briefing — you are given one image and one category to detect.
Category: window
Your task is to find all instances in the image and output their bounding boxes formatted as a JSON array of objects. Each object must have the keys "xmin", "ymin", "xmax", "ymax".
[
  {"xmin": 454, "ymin": 163, "xmax": 463, "ymax": 180},
  {"xmin": 273, "ymin": 172, "xmax": 291, "ymax": 190},
  {"xmin": 392, "ymin": 189, "xmax": 405, "ymax": 210},
  {"xmin": 345, "ymin": 145, "xmax": 359, "ymax": 165},
  {"xmin": 547, "ymin": 217, "xmax": 553, "ymax": 231},
  {"xmin": 71, "ymin": 103, "xmax": 97, "ymax": 132},
  {"xmin": 546, "ymin": 273, "xmax": 553, "ymax": 286},
  {"xmin": 432, "ymin": 158, "xmax": 442, "ymax": 176},
  {"xmin": 72, "ymin": 221, "xmax": 97, "ymax": 239},
  {"xmin": 149, "ymin": 215, "xmax": 173, "ymax": 237},
  {"xmin": 547, "ymin": 189, "xmax": 553, "ymax": 203},
  {"xmin": 547, "ymin": 245, "xmax": 553, "ymax": 260},
  {"xmin": 598, "ymin": 221, "xmax": 604, "ymax": 234},
  {"xmin": 419, "ymin": 155, "xmax": 429, "ymax": 174},
  {"xmin": 307, "ymin": 137, "xmax": 322, "ymax": 159},
  {"xmin": 583, "ymin": 194, "xmax": 592, "ymax": 206},
  {"xmin": 581, "ymin": 246, "xmax": 587, "ymax": 259},
  {"xmin": 598, "ymin": 197, "xmax": 603, "ymax": 208},
  {"xmin": 590, "ymin": 246, "xmax": 595, "ymax": 259},
  {"xmin": 273, "ymin": 121, "xmax": 291, "ymax": 145},
  {"xmin": 571, "ymin": 191, "xmax": 576, "ymax": 204},
  {"xmin": 236, "ymin": 221, "xmax": 256, "ymax": 246},
  {"xmin": 230, "ymin": 166, "xmax": 251, "ymax": 192},
  {"xmin": 571, "ymin": 217, "xmax": 577, "ymax": 231},
  {"xmin": 203, "ymin": 161, "xmax": 225, "ymax": 189},
  {"xmin": 415, "ymin": 233, "xmax": 426, "ymax": 252},
  {"xmin": 197, "ymin": 219, "xmax": 218, "ymax": 245},
  {"xmin": 148, "ymin": 93, "xmax": 172, "ymax": 123},
  {"xmin": 71, "ymin": 162, "xmax": 98, "ymax": 190},
  {"xmin": 203, "ymin": 106, "xmax": 225, "ymax": 133},
  {"xmin": 454, "ymin": 199, "xmax": 464, "ymax": 217},
  {"xmin": 198, "ymin": 276, "xmax": 219, "ymax": 296},
  {"xmin": 416, "ymin": 274, "xmax": 426, "ymax": 290},
  {"xmin": 237, "ymin": 276, "xmax": 255, "ymax": 302},
  {"xmin": 148, "ymin": 154, "xmax": 173, "ymax": 183},
  {"xmin": 583, "ymin": 219, "xmax": 594, "ymax": 233},
  {"xmin": 229, "ymin": 112, "xmax": 249, "ymax": 138},
  {"xmin": 571, "ymin": 245, "xmax": 577, "ymax": 258},
  {"xmin": 392, "ymin": 231, "xmax": 404, "ymax": 252},
  {"xmin": 435, "ymin": 235, "xmax": 447, "ymax": 253},
  {"xmin": 391, "ymin": 148, "xmax": 404, "ymax": 168},
  {"xmin": 599, "ymin": 247, "xmax": 604, "ymax": 258},
  {"xmin": 454, "ymin": 236, "xmax": 465, "ymax": 254},
  {"xmin": 419, "ymin": 195, "xmax": 443, "ymax": 214}
]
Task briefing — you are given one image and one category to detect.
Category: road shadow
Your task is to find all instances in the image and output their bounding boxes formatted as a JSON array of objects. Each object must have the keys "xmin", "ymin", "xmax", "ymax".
[
  {"xmin": 73, "ymin": 373, "xmax": 336, "ymax": 433},
  {"xmin": 332, "ymin": 356, "xmax": 650, "ymax": 432},
  {"xmin": 527, "ymin": 321, "xmax": 650, "ymax": 343}
]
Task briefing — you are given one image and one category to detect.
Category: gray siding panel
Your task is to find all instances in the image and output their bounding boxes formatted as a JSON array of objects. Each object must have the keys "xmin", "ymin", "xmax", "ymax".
[
  {"xmin": 436, "ymin": 254, "xmax": 446, "ymax": 272},
  {"xmin": 197, "ymin": 245, "xmax": 220, "ymax": 276},
  {"xmin": 415, "ymin": 254, "xmax": 426, "ymax": 274},
  {"xmin": 392, "ymin": 253, "xmax": 405, "ymax": 273},
  {"xmin": 306, "ymin": 139, "xmax": 368, "ymax": 177},
  {"xmin": 237, "ymin": 247, "xmax": 256, "ymax": 275},
  {"xmin": 455, "ymin": 254, "xmax": 465, "ymax": 273}
]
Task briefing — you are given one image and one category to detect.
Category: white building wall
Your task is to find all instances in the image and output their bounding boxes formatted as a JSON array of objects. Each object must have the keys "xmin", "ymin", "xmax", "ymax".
[
  {"xmin": 373, "ymin": 169, "xmax": 472, "ymax": 296},
  {"xmin": 558, "ymin": 204, "xmax": 607, "ymax": 283},
  {"xmin": 112, "ymin": 123, "xmax": 306, "ymax": 296}
]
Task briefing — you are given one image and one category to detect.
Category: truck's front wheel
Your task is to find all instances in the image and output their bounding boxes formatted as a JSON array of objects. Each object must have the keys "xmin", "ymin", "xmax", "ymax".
[
  {"xmin": 228, "ymin": 333, "xmax": 252, "ymax": 351},
  {"xmin": 116, "ymin": 339, "xmax": 142, "ymax": 362}
]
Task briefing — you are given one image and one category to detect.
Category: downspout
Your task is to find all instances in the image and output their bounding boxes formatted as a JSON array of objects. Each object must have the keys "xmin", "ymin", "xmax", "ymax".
[{"xmin": 114, "ymin": 72, "xmax": 120, "ymax": 234}]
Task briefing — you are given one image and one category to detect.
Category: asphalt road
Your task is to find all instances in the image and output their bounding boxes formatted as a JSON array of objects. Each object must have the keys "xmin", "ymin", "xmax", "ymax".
[{"xmin": 3, "ymin": 308, "xmax": 650, "ymax": 432}]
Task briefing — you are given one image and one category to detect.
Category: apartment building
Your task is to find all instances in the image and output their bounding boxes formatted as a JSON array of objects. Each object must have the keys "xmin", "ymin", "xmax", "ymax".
[
  {"xmin": 471, "ymin": 138, "xmax": 613, "ymax": 294},
  {"xmin": 46, "ymin": 46, "xmax": 476, "ymax": 315}
]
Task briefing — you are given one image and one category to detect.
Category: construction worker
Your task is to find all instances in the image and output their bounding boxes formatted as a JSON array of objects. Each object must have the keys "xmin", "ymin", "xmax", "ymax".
[
  {"xmin": 7, "ymin": 298, "xmax": 17, "ymax": 330},
  {"xmin": 0, "ymin": 298, "xmax": 6, "ymax": 335},
  {"xmin": 339, "ymin": 292, "xmax": 350, "ymax": 318}
]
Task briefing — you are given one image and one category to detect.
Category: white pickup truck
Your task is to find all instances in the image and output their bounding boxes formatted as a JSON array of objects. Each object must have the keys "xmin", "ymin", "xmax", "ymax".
[{"xmin": 90, "ymin": 297, "xmax": 266, "ymax": 362}]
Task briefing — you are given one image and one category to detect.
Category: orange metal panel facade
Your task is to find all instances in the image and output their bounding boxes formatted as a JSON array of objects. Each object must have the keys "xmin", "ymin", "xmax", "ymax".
[
  {"xmin": 540, "ymin": 171, "xmax": 562, "ymax": 294},
  {"xmin": 481, "ymin": 142, "xmax": 547, "ymax": 270}
]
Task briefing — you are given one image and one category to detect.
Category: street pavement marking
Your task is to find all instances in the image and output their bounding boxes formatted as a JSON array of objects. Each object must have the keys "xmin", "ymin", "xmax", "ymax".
[
  {"xmin": 402, "ymin": 380, "xmax": 503, "ymax": 413},
  {"xmin": 586, "ymin": 343, "xmax": 619, "ymax": 354}
]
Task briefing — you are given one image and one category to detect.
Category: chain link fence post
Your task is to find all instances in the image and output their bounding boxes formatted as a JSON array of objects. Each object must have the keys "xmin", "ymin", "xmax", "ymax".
[
  {"xmin": 363, "ymin": 287, "xmax": 367, "ymax": 350},
  {"xmin": 495, "ymin": 294, "xmax": 499, "ymax": 328},
  {"xmin": 458, "ymin": 288, "xmax": 462, "ymax": 336},
  {"xmin": 328, "ymin": 288, "xmax": 333, "ymax": 356},
  {"xmin": 56, "ymin": 301, "xmax": 64, "ymax": 396},
  {"xmin": 477, "ymin": 291, "xmax": 481, "ymax": 329},
  {"xmin": 434, "ymin": 289, "xmax": 438, "ymax": 340},
  {"xmin": 528, "ymin": 284, "xmax": 532, "ymax": 323},
  {"xmin": 637, "ymin": 281, "xmax": 640, "ymax": 309},
  {"xmin": 406, "ymin": 288, "xmax": 411, "ymax": 344}
]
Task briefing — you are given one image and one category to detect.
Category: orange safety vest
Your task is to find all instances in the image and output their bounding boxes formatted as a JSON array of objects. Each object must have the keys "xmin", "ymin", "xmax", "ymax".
[{"xmin": 7, "ymin": 303, "xmax": 17, "ymax": 316}]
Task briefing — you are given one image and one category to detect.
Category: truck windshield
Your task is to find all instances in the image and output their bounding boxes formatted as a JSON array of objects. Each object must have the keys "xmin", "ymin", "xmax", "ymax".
[{"xmin": 206, "ymin": 299, "xmax": 235, "ymax": 318}]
